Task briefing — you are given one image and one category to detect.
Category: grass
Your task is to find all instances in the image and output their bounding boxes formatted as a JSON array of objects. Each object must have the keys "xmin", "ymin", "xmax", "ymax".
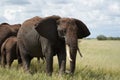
[{"xmin": 0, "ymin": 39, "xmax": 120, "ymax": 80}]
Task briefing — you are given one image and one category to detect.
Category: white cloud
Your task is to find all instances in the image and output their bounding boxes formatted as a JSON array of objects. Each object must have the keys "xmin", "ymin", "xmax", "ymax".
[
  {"xmin": 4, "ymin": 9, "xmax": 16, "ymax": 20},
  {"xmin": 2, "ymin": 6, "xmax": 24, "ymax": 23},
  {"xmin": 108, "ymin": 3, "xmax": 120, "ymax": 15},
  {"xmin": 0, "ymin": 0, "xmax": 120, "ymax": 37},
  {"xmin": 79, "ymin": 0, "xmax": 103, "ymax": 7},
  {"xmin": 3, "ymin": 0, "xmax": 30, "ymax": 5}
]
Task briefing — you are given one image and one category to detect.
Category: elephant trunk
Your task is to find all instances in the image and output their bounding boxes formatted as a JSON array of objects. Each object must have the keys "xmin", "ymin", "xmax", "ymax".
[
  {"xmin": 69, "ymin": 46, "xmax": 77, "ymax": 73},
  {"xmin": 65, "ymin": 25, "xmax": 78, "ymax": 73},
  {"xmin": 66, "ymin": 42, "xmax": 77, "ymax": 73}
]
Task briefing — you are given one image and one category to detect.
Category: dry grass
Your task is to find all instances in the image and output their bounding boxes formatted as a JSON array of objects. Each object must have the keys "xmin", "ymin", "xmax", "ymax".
[{"xmin": 0, "ymin": 39, "xmax": 120, "ymax": 80}]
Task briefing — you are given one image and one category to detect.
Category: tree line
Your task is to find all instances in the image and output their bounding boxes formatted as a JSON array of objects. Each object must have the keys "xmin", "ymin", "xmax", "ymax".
[{"xmin": 97, "ymin": 35, "xmax": 120, "ymax": 40}]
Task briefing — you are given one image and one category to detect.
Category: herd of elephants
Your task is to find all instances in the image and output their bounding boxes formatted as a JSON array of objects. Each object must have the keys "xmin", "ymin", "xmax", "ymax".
[{"xmin": 0, "ymin": 15, "xmax": 90, "ymax": 76}]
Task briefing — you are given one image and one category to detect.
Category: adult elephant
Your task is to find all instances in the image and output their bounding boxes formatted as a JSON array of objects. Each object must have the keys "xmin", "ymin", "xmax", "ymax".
[
  {"xmin": 0, "ymin": 23, "xmax": 21, "ymax": 61},
  {"xmin": 17, "ymin": 15, "xmax": 90, "ymax": 75}
]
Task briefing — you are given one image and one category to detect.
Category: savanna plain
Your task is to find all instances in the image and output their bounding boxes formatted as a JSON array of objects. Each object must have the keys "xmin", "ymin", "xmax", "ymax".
[{"xmin": 0, "ymin": 39, "xmax": 120, "ymax": 80}]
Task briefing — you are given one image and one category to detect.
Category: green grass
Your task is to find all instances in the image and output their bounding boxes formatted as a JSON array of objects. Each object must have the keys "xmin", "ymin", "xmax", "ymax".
[{"xmin": 0, "ymin": 39, "xmax": 120, "ymax": 80}]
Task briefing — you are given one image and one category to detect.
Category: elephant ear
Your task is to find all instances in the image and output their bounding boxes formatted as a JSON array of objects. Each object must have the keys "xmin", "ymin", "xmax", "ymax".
[
  {"xmin": 35, "ymin": 15, "xmax": 60, "ymax": 42},
  {"xmin": 74, "ymin": 19, "xmax": 90, "ymax": 39}
]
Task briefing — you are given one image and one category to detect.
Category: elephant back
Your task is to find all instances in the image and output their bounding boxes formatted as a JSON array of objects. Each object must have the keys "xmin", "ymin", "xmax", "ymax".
[
  {"xmin": 22, "ymin": 16, "xmax": 41, "ymax": 28},
  {"xmin": 0, "ymin": 25, "xmax": 12, "ymax": 45},
  {"xmin": 0, "ymin": 23, "xmax": 9, "ymax": 26}
]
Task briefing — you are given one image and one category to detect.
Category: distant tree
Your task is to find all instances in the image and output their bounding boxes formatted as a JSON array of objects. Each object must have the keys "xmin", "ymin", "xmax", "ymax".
[
  {"xmin": 97, "ymin": 35, "xmax": 120, "ymax": 40},
  {"xmin": 113, "ymin": 37, "xmax": 120, "ymax": 40},
  {"xmin": 97, "ymin": 35, "xmax": 107, "ymax": 40},
  {"xmin": 107, "ymin": 37, "xmax": 113, "ymax": 40}
]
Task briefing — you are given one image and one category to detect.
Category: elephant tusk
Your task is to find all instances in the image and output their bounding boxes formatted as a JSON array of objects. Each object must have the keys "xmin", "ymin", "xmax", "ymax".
[
  {"xmin": 77, "ymin": 47, "xmax": 83, "ymax": 57},
  {"xmin": 66, "ymin": 45, "xmax": 72, "ymax": 61}
]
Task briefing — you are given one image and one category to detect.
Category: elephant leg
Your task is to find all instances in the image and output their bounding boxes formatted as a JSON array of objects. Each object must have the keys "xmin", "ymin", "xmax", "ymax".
[
  {"xmin": 37, "ymin": 57, "xmax": 40, "ymax": 63},
  {"xmin": 1, "ymin": 54, "xmax": 6, "ymax": 68},
  {"xmin": 22, "ymin": 54, "xmax": 32, "ymax": 73},
  {"xmin": 19, "ymin": 42, "xmax": 33, "ymax": 73},
  {"xmin": 17, "ymin": 57, "xmax": 22, "ymax": 67},
  {"xmin": 44, "ymin": 46, "xmax": 53, "ymax": 76},
  {"xmin": 45, "ymin": 54, "xmax": 53, "ymax": 76},
  {"xmin": 18, "ymin": 45, "xmax": 32, "ymax": 73},
  {"xmin": 17, "ymin": 53, "xmax": 22, "ymax": 67},
  {"xmin": 57, "ymin": 47, "xmax": 66, "ymax": 75},
  {"xmin": 16, "ymin": 58, "xmax": 22, "ymax": 69},
  {"xmin": 6, "ymin": 52, "xmax": 14, "ymax": 68},
  {"xmin": 7, "ymin": 60, "xmax": 13, "ymax": 68},
  {"xmin": 16, "ymin": 48, "xmax": 22, "ymax": 67}
]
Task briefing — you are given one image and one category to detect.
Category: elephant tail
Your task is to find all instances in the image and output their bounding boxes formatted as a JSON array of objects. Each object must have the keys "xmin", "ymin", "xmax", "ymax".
[
  {"xmin": 77, "ymin": 40, "xmax": 83, "ymax": 57},
  {"xmin": 1, "ymin": 39, "xmax": 8, "ymax": 55},
  {"xmin": 0, "ymin": 40, "xmax": 7, "ymax": 65},
  {"xmin": 77, "ymin": 46, "xmax": 83, "ymax": 57}
]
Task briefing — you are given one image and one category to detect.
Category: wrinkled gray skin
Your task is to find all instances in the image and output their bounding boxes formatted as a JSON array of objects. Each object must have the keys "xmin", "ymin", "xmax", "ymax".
[
  {"xmin": 17, "ymin": 15, "xmax": 90, "ymax": 76},
  {"xmin": 1, "ymin": 36, "xmax": 22, "ymax": 68},
  {"xmin": 0, "ymin": 23, "xmax": 21, "ymax": 62}
]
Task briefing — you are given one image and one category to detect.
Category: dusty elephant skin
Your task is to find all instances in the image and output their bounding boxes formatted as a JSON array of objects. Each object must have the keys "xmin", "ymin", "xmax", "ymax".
[
  {"xmin": 17, "ymin": 15, "xmax": 90, "ymax": 76},
  {"xmin": 0, "ymin": 23, "xmax": 21, "ymax": 62},
  {"xmin": 1, "ymin": 36, "xmax": 22, "ymax": 68}
]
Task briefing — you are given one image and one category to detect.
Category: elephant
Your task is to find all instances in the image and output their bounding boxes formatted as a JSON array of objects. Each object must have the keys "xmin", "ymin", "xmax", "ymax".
[
  {"xmin": 0, "ymin": 23, "xmax": 21, "ymax": 62},
  {"xmin": 0, "ymin": 23, "xmax": 9, "ymax": 26},
  {"xmin": 17, "ymin": 15, "xmax": 90, "ymax": 75},
  {"xmin": 1, "ymin": 36, "xmax": 22, "ymax": 68},
  {"xmin": 35, "ymin": 16, "xmax": 90, "ymax": 75}
]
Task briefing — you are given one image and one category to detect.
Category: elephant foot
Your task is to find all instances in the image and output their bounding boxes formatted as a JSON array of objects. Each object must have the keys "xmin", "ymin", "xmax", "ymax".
[
  {"xmin": 58, "ymin": 72, "xmax": 66, "ymax": 77},
  {"xmin": 17, "ymin": 63, "xmax": 23, "ymax": 69},
  {"xmin": 58, "ymin": 70, "xmax": 66, "ymax": 76},
  {"xmin": 24, "ymin": 69, "xmax": 34, "ymax": 75},
  {"xmin": 65, "ymin": 70, "xmax": 74, "ymax": 75},
  {"xmin": 1, "ymin": 65, "xmax": 5, "ymax": 68},
  {"xmin": 65, "ymin": 70, "xmax": 71, "ymax": 74},
  {"xmin": 45, "ymin": 72, "xmax": 52, "ymax": 76},
  {"xmin": 23, "ymin": 66, "xmax": 32, "ymax": 74}
]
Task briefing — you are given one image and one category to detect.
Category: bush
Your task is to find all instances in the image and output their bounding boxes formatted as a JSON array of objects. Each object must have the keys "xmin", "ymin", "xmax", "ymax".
[
  {"xmin": 97, "ymin": 35, "xmax": 120, "ymax": 40},
  {"xmin": 97, "ymin": 35, "xmax": 107, "ymax": 40}
]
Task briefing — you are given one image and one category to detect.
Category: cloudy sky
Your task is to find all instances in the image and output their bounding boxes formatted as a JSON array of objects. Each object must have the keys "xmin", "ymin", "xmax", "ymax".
[{"xmin": 0, "ymin": 0, "xmax": 120, "ymax": 38}]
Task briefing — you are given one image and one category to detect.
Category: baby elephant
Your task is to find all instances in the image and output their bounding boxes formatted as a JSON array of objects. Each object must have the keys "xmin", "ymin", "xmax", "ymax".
[{"xmin": 1, "ymin": 36, "xmax": 22, "ymax": 68}]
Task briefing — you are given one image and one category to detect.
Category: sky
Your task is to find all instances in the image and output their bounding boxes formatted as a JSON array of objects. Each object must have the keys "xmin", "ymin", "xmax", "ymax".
[{"xmin": 0, "ymin": 0, "xmax": 120, "ymax": 38}]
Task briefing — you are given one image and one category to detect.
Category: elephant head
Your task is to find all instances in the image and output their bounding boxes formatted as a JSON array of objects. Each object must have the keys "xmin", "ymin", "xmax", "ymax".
[
  {"xmin": 10, "ymin": 24, "xmax": 21, "ymax": 35},
  {"xmin": 35, "ymin": 15, "xmax": 90, "ymax": 73},
  {"xmin": 0, "ymin": 23, "xmax": 21, "ymax": 35}
]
